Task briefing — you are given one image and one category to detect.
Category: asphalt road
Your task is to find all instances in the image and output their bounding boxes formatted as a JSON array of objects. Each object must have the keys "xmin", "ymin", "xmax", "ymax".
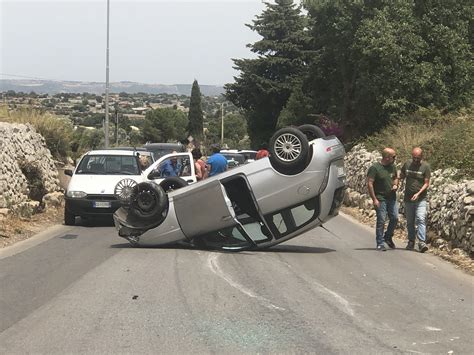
[{"xmin": 0, "ymin": 213, "xmax": 472, "ymax": 354}]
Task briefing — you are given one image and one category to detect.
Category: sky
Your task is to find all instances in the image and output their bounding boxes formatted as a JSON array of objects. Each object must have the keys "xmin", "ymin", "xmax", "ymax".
[{"xmin": 0, "ymin": 0, "xmax": 266, "ymax": 85}]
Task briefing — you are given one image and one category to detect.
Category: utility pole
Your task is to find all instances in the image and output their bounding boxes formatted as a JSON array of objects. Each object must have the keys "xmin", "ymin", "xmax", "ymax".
[
  {"xmin": 104, "ymin": 0, "xmax": 110, "ymax": 148},
  {"xmin": 115, "ymin": 106, "xmax": 119, "ymax": 145},
  {"xmin": 220, "ymin": 103, "xmax": 224, "ymax": 146}
]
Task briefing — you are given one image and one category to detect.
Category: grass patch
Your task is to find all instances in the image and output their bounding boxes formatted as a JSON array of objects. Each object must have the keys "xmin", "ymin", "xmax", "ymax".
[
  {"xmin": 363, "ymin": 108, "xmax": 473, "ymax": 179},
  {"xmin": 0, "ymin": 106, "xmax": 74, "ymax": 160}
]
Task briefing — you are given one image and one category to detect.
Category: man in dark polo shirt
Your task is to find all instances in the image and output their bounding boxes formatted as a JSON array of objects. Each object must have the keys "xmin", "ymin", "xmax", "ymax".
[
  {"xmin": 400, "ymin": 147, "xmax": 431, "ymax": 253},
  {"xmin": 367, "ymin": 147, "xmax": 399, "ymax": 251}
]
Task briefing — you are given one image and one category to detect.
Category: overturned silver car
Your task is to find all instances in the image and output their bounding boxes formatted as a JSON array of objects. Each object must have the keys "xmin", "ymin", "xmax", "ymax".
[{"xmin": 113, "ymin": 125, "xmax": 346, "ymax": 251}]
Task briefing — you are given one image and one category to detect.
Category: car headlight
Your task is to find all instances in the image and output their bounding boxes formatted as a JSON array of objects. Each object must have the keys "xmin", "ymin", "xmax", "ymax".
[{"xmin": 67, "ymin": 191, "xmax": 87, "ymax": 198}]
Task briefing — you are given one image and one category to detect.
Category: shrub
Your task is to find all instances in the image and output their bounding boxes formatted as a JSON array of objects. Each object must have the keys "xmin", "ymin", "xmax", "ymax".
[
  {"xmin": 363, "ymin": 108, "xmax": 473, "ymax": 179},
  {"xmin": 0, "ymin": 106, "xmax": 74, "ymax": 160},
  {"xmin": 424, "ymin": 118, "xmax": 474, "ymax": 178}
]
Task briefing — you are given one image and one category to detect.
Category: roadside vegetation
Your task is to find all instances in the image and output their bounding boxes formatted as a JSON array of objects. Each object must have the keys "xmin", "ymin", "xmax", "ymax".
[
  {"xmin": 226, "ymin": 0, "xmax": 472, "ymax": 148},
  {"xmin": 363, "ymin": 108, "xmax": 474, "ymax": 179},
  {"xmin": 0, "ymin": 106, "xmax": 74, "ymax": 160}
]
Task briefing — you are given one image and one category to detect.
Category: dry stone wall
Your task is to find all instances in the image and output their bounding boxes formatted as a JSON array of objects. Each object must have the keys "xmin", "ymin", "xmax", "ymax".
[
  {"xmin": 344, "ymin": 144, "xmax": 474, "ymax": 254},
  {"xmin": 0, "ymin": 122, "xmax": 61, "ymax": 213}
]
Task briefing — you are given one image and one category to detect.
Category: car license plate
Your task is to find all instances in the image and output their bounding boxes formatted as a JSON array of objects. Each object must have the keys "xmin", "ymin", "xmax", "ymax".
[{"xmin": 93, "ymin": 201, "xmax": 111, "ymax": 208}]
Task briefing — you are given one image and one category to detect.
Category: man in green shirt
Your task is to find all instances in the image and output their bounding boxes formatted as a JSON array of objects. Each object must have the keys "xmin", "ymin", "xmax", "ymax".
[
  {"xmin": 367, "ymin": 147, "xmax": 399, "ymax": 251},
  {"xmin": 400, "ymin": 147, "xmax": 431, "ymax": 253}
]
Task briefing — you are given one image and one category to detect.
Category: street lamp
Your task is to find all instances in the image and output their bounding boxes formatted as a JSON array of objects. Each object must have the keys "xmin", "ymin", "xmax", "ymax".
[{"xmin": 104, "ymin": 0, "xmax": 110, "ymax": 148}]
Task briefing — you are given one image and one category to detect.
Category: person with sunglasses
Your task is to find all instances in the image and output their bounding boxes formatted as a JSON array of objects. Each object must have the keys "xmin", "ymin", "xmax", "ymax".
[
  {"xmin": 400, "ymin": 147, "xmax": 431, "ymax": 253},
  {"xmin": 367, "ymin": 147, "xmax": 399, "ymax": 251}
]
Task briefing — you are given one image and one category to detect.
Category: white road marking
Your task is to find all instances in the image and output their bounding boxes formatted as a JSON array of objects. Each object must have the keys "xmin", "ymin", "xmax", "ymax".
[
  {"xmin": 277, "ymin": 258, "xmax": 356, "ymax": 317},
  {"xmin": 425, "ymin": 326, "xmax": 442, "ymax": 331},
  {"xmin": 309, "ymin": 279, "xmax": 355, "ymax": 317},
  {"xmin": 206, "ymin": 253, "xmax": 285, "ymax": 311}
]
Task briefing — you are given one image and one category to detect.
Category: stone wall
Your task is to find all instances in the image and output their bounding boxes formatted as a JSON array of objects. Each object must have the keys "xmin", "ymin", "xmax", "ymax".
[
  {"xmin": 0, "ymin": 122, "xmax": 62, "ymax": 213},
  {"xmin": 343, "ymin": 144, "xmax": 474, "ymax": 254}
]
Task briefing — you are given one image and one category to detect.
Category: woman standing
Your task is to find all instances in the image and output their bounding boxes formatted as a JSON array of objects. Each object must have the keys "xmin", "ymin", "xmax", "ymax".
[{"xmin": 191, "ymin": 148, "xmax": 208, "ymax": 181}]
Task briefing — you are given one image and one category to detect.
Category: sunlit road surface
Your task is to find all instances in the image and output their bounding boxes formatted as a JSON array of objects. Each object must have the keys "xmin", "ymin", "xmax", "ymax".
[{"xmin": 1, "ymin": 213, "xmax": 473, "ymax": 354}]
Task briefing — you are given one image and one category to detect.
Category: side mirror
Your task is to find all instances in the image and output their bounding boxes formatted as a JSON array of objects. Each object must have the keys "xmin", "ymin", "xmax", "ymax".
[
  {"xmin": 147, "ymin": 170, "xmax": 161, "ymax": 180},
  {"xmin": 64, "ymin": 169, "xmax": 73, "ymax": 177}
]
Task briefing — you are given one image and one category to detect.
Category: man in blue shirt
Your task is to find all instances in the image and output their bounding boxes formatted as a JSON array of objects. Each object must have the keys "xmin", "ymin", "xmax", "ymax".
[
  {"xmin": 160, "ymin": 156, "xmax": 181, "ymax": 177},
  {"xmin": 207, "ymin": 144, "xmax": 228, "ymax": 177}
]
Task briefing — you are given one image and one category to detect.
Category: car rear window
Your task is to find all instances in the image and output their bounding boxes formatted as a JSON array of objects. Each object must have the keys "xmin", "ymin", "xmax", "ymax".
[{"xmin": 76, "ymin": 155, "xmax": 140, "ymax": 175}]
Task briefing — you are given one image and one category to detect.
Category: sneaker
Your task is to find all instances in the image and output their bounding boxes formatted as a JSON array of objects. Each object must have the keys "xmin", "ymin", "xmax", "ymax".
[
  {"xmin": 385, "ymin": 237, "xmax": 396, "ymax": 249},
  {"xmin": 377, "ymin": 245, "xmax": 387, "ymax": 251},
  {"xmin": 406, "ymin": 241, "xmax": 415, "ymax": 250},
  {"xmin": 419, "ymin": 242, "xmax": 428, "ymax": 253}
]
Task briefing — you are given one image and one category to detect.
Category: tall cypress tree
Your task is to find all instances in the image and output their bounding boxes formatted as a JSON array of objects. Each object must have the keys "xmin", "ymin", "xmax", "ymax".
[
  {"xmin": 225, "ymin": 0, "xmax": 309, "ymax": 147},
  {"xmin": 187, "ymin": 80, "xmax": 204, "ymax": 140}
]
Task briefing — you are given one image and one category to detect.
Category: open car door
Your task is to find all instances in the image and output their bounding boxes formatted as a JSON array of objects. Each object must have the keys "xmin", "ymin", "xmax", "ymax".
[
  {"xmin": 144, "ymin": 152, "xmax": 197, "ymax": 185},
  {"xmin": 173, "ymin": 180, "xmax": 238, "ymax": 238}
]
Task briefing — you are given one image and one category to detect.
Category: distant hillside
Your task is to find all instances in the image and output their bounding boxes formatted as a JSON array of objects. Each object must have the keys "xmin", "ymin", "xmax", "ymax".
[{"xmin": 0, "ymin": 80, "xmax": 225, "ymax": 97}]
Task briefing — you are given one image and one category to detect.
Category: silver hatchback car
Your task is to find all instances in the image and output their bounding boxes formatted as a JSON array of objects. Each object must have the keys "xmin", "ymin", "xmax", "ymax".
[{"xmin": 113, "ymin": 125, "xmax": 346, "ymax": 251}]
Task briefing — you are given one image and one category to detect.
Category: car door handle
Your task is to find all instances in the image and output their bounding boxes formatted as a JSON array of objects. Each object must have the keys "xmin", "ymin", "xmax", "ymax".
[{"xmin": 186, "ymin": 179, "xmax": 193, "ymax": 183}]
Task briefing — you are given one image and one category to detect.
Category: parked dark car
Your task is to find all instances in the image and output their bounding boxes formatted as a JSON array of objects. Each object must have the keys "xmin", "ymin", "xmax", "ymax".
[{"xmin": 144, "ymin": 142, "xmax": 186, "ymax": 160}]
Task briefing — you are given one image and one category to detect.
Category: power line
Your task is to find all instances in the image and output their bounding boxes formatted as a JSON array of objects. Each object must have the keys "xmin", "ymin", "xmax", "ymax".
[{"xmin": 0, "ymin": 73, "xmax": 64, "ymax": 82}]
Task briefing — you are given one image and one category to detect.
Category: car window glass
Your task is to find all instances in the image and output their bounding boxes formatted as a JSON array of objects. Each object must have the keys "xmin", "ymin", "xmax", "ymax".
[
  {"xmin": 265, "ymin": 197, "xmax": 319, "ymax": 239},
  {"xmin": 291, "ymin": 204, "xmax": 315, "ymax": 227},
  {"xmin": 240, "ymin": 221, "xmax": 269, "ymax": 242},
  {"xmin": 272, "ymin": 213, "xmax": 288, "ymax": 234},
  {"xmin": 196, "ymin": 225, "xmax": 250, "ymax": 250},
  {"xmin": 180, "ymin": 157, "xmax": 191, "ymax": 177}
]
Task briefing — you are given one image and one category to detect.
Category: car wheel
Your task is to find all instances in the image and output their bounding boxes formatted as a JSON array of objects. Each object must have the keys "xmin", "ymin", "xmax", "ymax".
[
  {"xmin": 160, "ymin": 177, "xmax": 188, "ymax": 192},
  {"xmin": 129, "ymin": 182, "xmax": 168, "ymax": 222},
  {"xmin": 64, "ymin": 209, "xmax": 75, "ymax": 226},
  {"xmin": 269, "ymin": 127, "xmax": 309, "ymax": 174},
  {"xmin": 298, "ymin": 124, "xmax": 326, "ymax": 140}
]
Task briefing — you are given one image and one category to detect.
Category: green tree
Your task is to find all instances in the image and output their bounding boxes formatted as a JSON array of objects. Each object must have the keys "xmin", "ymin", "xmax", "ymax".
[
  {"xmin": 225, "ymin": 0, "xmax": 310, "ymax": 147},
  {"xmin": 207, "ymin": 113, "xmax": 248, "ymax": 148},
  {"xmin": 187, "ymin": 80, "xmax": 204, "ymax": 140},
  {"xmin": 276, "ymin": 81, "xmax": 314, "ymax": 128},
  {"xmin": 143, "ymin": 107, "xmax": 188, "ymax": 143},
  {"xmin": 302, "ymin": 0, "xmax": 473, "ymax": 139}
]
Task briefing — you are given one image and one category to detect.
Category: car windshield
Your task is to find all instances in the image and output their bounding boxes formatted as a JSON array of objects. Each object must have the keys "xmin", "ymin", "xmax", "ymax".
[{"xmin": 76, "ymin": 155, "xmax": 140, "ymax": 175}]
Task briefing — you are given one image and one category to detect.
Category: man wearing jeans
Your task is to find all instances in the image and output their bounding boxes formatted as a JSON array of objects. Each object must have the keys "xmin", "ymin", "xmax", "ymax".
[
  {"xmin": 400, "ymin": 147, "xmax": 431, "ymax": 253},
  {"xmin": 367, "ymin": 148, "xmax": 399, "ymax": 251}
]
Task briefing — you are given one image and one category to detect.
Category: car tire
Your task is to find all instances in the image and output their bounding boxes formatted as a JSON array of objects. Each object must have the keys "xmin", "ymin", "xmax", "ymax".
[
  {"xmin": 160, "ymin": 177, "xmax": 188, "ymax": 192},
  {"xmin": 298, "ymin": 124, "xmax": 326, "ymax": 140},
  {"xmin": 129, "ymin": 182, "xmax": 168, "ymax": 222},
  {"xmin": 64, "ymin": 209, "xmax": 75, "ymax": 226},
  {"xmin": 269, "ymin": 127, "xmax": 309, "ymax": 174}
]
